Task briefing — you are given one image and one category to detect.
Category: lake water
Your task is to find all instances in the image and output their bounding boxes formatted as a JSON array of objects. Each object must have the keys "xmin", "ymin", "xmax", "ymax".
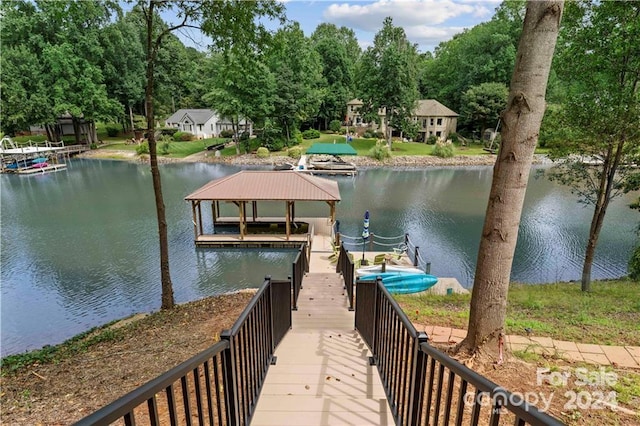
[{"xmin": 1, "ymin": 159, "xmax": 636, "ymax": 356}]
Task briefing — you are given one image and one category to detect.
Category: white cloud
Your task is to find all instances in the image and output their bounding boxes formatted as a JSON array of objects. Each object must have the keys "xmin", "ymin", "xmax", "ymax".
[{"xmin": 321, "ymin": 0, "xmax": 495, "ymax": 51}]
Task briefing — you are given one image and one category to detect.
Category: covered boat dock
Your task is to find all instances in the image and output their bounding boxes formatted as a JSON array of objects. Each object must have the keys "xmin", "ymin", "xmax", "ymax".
[{"xmin": 184, "ymin": 171, "xmax": 341, "ymax": 248}]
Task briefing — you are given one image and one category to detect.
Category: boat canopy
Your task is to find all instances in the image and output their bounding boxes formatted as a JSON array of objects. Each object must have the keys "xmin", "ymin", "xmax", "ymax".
[{"xmin": 306, "ymin": 143, "xmax": 357, "ymax": 156}]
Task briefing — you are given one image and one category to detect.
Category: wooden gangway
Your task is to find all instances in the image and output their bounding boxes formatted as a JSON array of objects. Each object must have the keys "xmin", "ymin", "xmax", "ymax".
[{"xmin": 251, "ymin": 272, "xmax": 393, "ymax": 425}]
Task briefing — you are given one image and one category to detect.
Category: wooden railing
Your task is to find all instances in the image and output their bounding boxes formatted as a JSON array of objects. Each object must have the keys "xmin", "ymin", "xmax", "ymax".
[
  {"xmin": 74, "ymin": 277, "xmax": 292, "ymax": 426},
  {"xmin": 355, "ymin": 278, "xmax": 564, "ymax": 426}
]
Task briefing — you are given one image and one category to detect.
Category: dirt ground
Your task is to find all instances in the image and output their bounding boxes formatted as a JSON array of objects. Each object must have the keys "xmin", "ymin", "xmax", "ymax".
[{"xmin": 1, "ymin": 291, "xmax": 638, "ymax": 425}]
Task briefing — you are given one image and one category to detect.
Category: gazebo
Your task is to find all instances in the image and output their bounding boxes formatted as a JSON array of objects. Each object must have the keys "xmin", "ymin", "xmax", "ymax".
[{"xmin": 184, "ymin": 171, "xmax": 341, "ymax": 247}]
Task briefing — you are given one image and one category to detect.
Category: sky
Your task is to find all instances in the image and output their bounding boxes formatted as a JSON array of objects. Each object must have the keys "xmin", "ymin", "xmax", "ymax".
[
  {"xmin": 164, "ymin": 0, "xmax": 501, "ymax": 54},
  {"xmin": 278, "ymin": 0, "xmax": 500, "ymax": 52}
]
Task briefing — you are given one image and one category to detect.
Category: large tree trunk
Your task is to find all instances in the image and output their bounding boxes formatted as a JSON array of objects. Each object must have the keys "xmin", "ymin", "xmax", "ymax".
[
  {"xmin": 461, "ymin": 0, "xmax": 563, "ymax": 354},
  {"xmin": 145, "ymin": 1, "xmax": 175, "ymax": 310}
]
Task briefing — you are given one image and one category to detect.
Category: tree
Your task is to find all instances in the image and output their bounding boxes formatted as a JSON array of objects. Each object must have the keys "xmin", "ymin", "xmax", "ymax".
[
  {"xmin": 137, "ymin": 0, "xmax": 284, "ymax": 309},
  {"xmin": 460, "ymin": 82, "xmax": 508, "ymax": 138},
  {"xmin": 544, "ymin": 1, "xmax": 640, "ymax": 291},
  {"xmin": 357, "ymin": 17, "xmax": 420, "ymax": 148},
  {"xmin": 202, "ymin": 52, "xmax": 276, "ymax": 154},
  {"xmin": 420, "ymin": 2, "xmax": 523, "ymax": 113},
  {"xmin": 461, "ymin": 0, "xmax": 563, "ymax": 354},
  {"xmin": 0, "ymin": 0, "xmax": 122, "ymax": 141},
  {"xmin": 311, "ymin": 23, "xmax": 360, "ymax": 129},
  {"xmin": 265, "ymin": 22, "xmax": 323, "ymax": 142}
]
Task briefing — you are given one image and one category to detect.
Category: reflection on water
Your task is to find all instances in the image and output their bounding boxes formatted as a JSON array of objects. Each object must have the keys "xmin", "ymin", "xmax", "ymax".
[{"xmin": 1, "ymin": 160, "xmax": 636, "ymax": 356}]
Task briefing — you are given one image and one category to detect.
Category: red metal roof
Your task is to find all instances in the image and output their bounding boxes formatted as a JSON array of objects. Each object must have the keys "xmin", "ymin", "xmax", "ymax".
[{"xmin": 185, "ymin": 171, "xmax": 341, "ymax": 201}]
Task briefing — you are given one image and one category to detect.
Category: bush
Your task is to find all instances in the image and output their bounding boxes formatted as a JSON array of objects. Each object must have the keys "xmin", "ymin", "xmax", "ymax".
[
  {"xmin": 374, "ymin": 131, "xmax": 385, "ymax": 139},
  {"xmin": 432, "ymin": 140, "xmax": 455, "ymax": 158},
  {"xmin": 363, "ymin": 130, "xmax": 375, "ymax": 139},
  {"xmin": 220, "ymin": 129, "xmax": 235, "ymax": 138},
  {"xmin": 159, "ymin": 127, "xmax": 178, "ymax": 137},
  {"xmin": 629, "ymin": 245, "xmax": 640, "ymax": 281},
  {"xmin": 105, "ymin": 123, "xmax": 120, "ymax": 137},
  {"xmin": 427, "ymin": 135, "xmax": 438, "ymax": 145},
  {"xmin": 262, "ymin": 138, "xmax": 284, "ymax": 152},
  {"xmin": 256, "ymin": 147, "xmax": 269, "ymax": 158},
  {"xmin": 293, "ymin": 130, "xmax": 303, "ymax": 145},
  {"xmin": 329, "ymin": 120, "xmax": 342, "ymax": 133},
  {"xmin": 302, "ymin": 129, "xmax": 321, "ymax": 139},
  {"xmin": 159, "ymin": 135, "xmax": 172, "ymax": 155},
  {"xmin": 369, "ymin": 140, "xmax": 392, "ymax": 161},
  {"xmin": 136, "ymin": 141, "xmax": 149, "ymax": 155},
  {"xmin": 449, "ymin": 133, "xmax": 459, "ymax": 144},
  {"xmin": 287, "ymin": 146, "xmax": 302, "ymax": 159},
  {"xmin": 172, "ymin": 131, "xmax": 194, "ymax": 141}
]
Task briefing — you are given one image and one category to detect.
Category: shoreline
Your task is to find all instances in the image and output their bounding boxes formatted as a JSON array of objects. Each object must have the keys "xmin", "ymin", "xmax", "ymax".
[{"xmin": 78, "ymin": 148, "xmax": 550, "ymax": 168}]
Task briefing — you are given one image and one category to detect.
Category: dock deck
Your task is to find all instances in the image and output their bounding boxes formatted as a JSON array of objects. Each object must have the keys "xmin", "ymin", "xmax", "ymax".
[{"xmin": 251, "ymin": 272, "xmax": 394, "ymax": 425}]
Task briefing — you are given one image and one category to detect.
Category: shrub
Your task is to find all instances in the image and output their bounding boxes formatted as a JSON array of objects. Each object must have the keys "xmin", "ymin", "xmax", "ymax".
[
  {"xmin": 159, "ymin": 127, "xmax": 178, "ymax": 137},
  {"xmin": 369, "ymin": 140, "xmax": 392, "ymax": 161},
  {"xmin": 105, "ymin": 123, "xmax": 120, "ymax": 137},
  {"xmin": 136, "ymin": 141, "xmax": 149, "ymax": 155},
  {"xmin": 159, "ymin": 135, "xmax": 172, "ymax": 155},
  {"xmin": 90, "ymin": 143, "xmax": 98, "ymax": 150},
  {"xmin": 329, "ymin": 120, "xmax": 342, "ymax": 133},
  {"xmin": 220, "ymin": 129, "xmax": 235, "ymax": 138},
  {"xmin": 256, "ymin": 147, "xmax": 269, "ymax": 158},
  {"xmin": 374, "ymin": 131, "xmax": 385, "ymax": 139},
  {"xmin": 262, "ymin": 138, "xmax": 284, "ymax": 152},
  {"xmin": 177, "ymin": 131, "xmax": 194, "ymax": 141},
  {"xmin": 427, "ymin": 135, "xmax": 438, "ymax": 145},
  {"xmin": 449, "ymin": 133, "xmax": 459, "ymax": 144},
  {"xmin": 287, "ymin": 146, "xmax": 302, "ymax": 159},
  {"xmin": 629, "ymin": 245, "xmax": 640, "ymax": 281},
  {"xmin": 363, "ymin": 130, "xmax": 374, "ymax": 139},
  {"xmin": 432, "ymin": 140, "xmax": 455, "ymax": 158},
  {"xmin": 293, "ymin": 130, "xmax": 303, "ymax": 145},
  {"xmin": 302, "ymin": 129, "xmax": 321, "ymax": 139}
]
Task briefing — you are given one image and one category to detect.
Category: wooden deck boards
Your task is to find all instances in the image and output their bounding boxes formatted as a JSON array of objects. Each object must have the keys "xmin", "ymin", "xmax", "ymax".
[{"xmin": 251, "ymin": 273, "xmax": 393, "ymax": 425}]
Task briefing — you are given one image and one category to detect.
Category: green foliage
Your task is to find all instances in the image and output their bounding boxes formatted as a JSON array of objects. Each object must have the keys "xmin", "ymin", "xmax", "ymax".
[
  {"xmin": 287, "ymin": 146, "xmax": 302, "ymax": 159},
  {"xmin": 105, "ymin": 123, "xmax": 120, "ymax": 137},
  {"xmin": 302, "ymin": 129, "xmax": 321, "ymax": 139},
  {"xmin": 256, "ymin": 147, "xmax": 269, "ymax": 158},
  {"xmin": 159, "ymin": 127, "xmax": 178, "ymax": 137},
  {"xmin": 363, "ymin": 130, "xmax": 375, "ymax": 139},
  {"xmin": 629, "ymin": 245, "xmax": 640, "ymax": 281},
  {"xmin": 2, "ymin": 322, "xmax": 123, "ymax": 374},
  {"xmin": 329, "ymin": 120, "xmax": 342, "ymax": 133},
  {"xmin": 173, "ymin": 131, "xmax": 194, "ymax": 142},
  {"xmin": 90, "ymin": 143, "xmax": 98, "ymax": 150},
  {"xmin": 293, "ymin": 129, "xmax": 303, "ymax": 144},
  {"xmin": 426, "ymin": 135, "xmax": 438, "ymax": 145},
  {"xmin": 460, "ymin": 82, "xmax": 508, "ymax": 134},
  {"xmin": 357, "ymin": 17, "xmax": 420, "ymax": 144},
  {"xmin": 135, "ymin": 141, "xmax": 149, "ymax": 155},
  {"xmin": 159, "ymin": 135, "xmax": 172, "ymax": 155},
  {"xmin": 432, "ymin": 140, "xmax": 455, "ymax": 158},
  {"xmin": 369, "ymin": 140, "xmax": 392, "ymax": 161},
  {"xmin": 220, "ymin": 129, "xmax": 235, "ymax": 138}
]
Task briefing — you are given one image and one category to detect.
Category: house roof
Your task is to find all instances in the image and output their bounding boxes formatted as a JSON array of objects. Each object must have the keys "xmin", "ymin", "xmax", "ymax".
[
  {"xmin": 185, "ymin": 171, "xmax": 341, "ymax": 202},
  {"xmin": 166, "ymin": 109, "xmax": 215, "ymax": 124},
  {"xmin": 306, "ymin": 143, "xmax": 358, "ymax": 156},
  {"xmin": 414, "ymin": 100, "xmax": 458, "ymax": 117}
]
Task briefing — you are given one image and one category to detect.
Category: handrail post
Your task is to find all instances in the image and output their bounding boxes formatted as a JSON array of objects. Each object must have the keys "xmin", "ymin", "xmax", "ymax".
[
  {"xmin": 408, "ymin": 332, "xmax": 429, "ymax": 426},
  {"xmin": 413, "ymin": 246, "xmax": 419, "ymax": 267},
  {"xmin": 220, "ymin": 330, "xmax": 239, "ymax": 426}
]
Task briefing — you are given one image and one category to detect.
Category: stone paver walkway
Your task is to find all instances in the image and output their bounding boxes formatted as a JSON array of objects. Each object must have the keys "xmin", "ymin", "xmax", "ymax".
[{"xmin": 424, "ymin": 325, "xmax": 640, "ymax": 369}]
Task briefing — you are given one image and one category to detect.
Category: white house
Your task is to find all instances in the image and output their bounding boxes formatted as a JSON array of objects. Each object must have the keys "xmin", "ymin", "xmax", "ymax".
[{"xmin": 165, "ymin": 109, "xmax": 252, "ymax": 139}]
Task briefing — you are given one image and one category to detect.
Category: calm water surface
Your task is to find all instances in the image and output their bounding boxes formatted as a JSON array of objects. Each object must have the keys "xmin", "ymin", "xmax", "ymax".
[{"xmin": 1, "ymin": 159, "xmax": 636, "ymax": 356}]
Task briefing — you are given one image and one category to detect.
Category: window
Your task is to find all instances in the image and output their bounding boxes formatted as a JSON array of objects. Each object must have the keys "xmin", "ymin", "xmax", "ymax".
[
  {"xmin": 430, "ymin": 118, "xmax": 434, "ymax": 126},
  {"xmin": 422, "ymin": 119, "xmax": 427, "ymax": 128},
  {"xmin": 437, "ymin": 118, "xmax": 443, "ymax": 125},
  {"xmin": 436, "ymin": 131, "xmax": 442, "ymax": 137}
]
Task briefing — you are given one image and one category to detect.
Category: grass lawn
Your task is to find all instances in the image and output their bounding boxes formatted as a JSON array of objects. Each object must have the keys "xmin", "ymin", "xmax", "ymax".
[{"xmin": 394, "ymin": 279, "xmax": 640, "ymax": 346}]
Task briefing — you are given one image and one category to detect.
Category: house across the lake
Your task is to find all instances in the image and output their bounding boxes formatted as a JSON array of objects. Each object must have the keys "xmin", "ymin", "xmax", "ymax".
[
  {"xmin": 165, "ymin": 109, "xmax": 252, "ymax": 139},
  {"xmin": 345, "ymin": 99, "xmax": 458, "ymax": 142}
]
